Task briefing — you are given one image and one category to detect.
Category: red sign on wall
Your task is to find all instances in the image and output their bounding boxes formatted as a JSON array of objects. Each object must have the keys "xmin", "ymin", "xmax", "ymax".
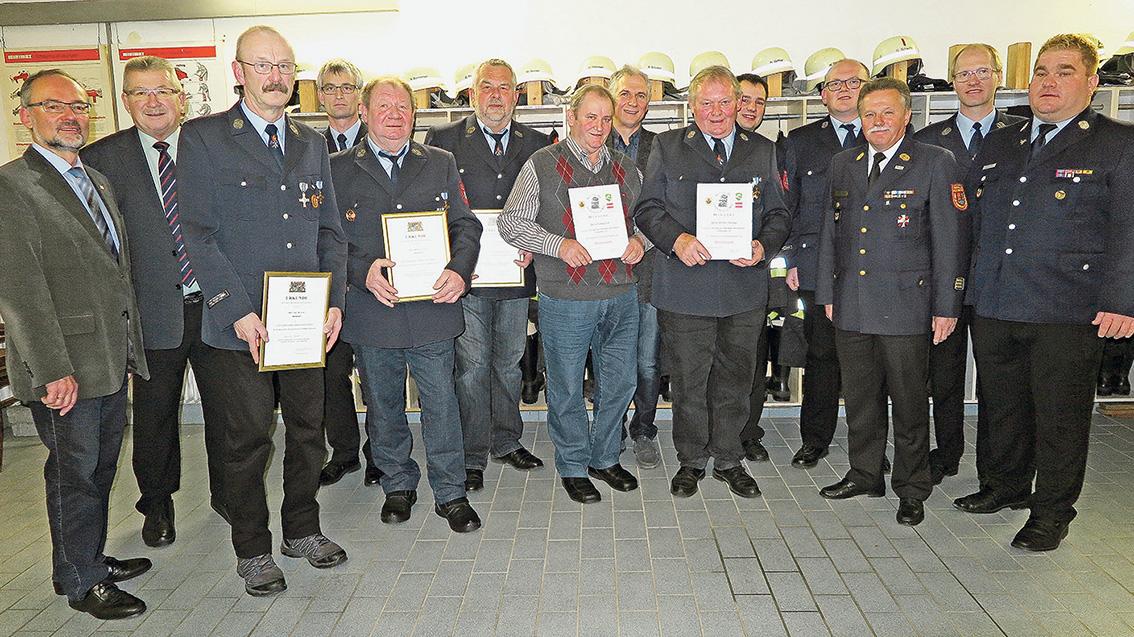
[
  {"xmin": 4, "ymin": 48, "xmax": 101, "ymax": 64},
  {"xmin": 118, "ymin": 46, "xmax": 217, "ymax": 61}
]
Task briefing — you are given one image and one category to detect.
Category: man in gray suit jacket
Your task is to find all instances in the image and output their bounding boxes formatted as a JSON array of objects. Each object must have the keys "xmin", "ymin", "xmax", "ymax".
[
  {"xmin": 334, "ymin": 77, "xmax": 483, "ymax": 532},
  {"xmin": 0, "ymin": 70, "xmax": 150, "ymax": 620},
  {"xmin": 177, "ymin": 26, "xmax": 348, "ymax": 596},
  {"xmin": 82, "ymin": 55, "xmax": 229, "ymax": 550},
  {"xmin": 635, "ymin": 66, "xmax": 791, "ymax": 500}
]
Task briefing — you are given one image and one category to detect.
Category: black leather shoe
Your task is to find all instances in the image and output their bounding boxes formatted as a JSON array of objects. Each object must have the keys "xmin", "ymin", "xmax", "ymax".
[
  {"xmin": 930, "ymin": 461, "xmax": 959, "ymax": 485},
  {"xmin": 562, "ymin": 477, "xmax": 601, "ymax": 504},
  {"xmin": 1011, "ymin": 517, "xmax": 1070, "ymax": 552},
  {"xmin": 364, "ymin": 465, "xmax": 383, "ymax": 486},
  {"xmin": 53, "ymin": 556, "xmax": 153, "ymax": 595},
  {"xmin": 434, "ymin": 497, "xmax": 482, "ymax": 533},
  {"xmin": 465, "ymin": 469, "xmax": 484, "ymax": 492},
  {"xmin": 521, "ymin": 377, "xmax": 545, "ymax": 405},
  {"xmin": 881, "ymin": 456, "xmax": 891, "ymax": 474},
  {"xmin": 68, "ymin": 582, "xmax": 146, "ymax": 620},
  {"xmin": 210, "ymin": 499, "xmax": 231, "ymax": 524},
  {"xmin": 670, "ymin": 466, "xmax": 706, "ymax": 497},
  {"xmin": 141, "ymin": 498, "xmax": 175, "ymax": 548},
  {"xmin": 790, "ymin": 445, "xmax": 829, "ymax": 468},
  {"xmin": 712, "ymin": 466, "xmax": 761, "ymax": 498},
  {"xmin": 319, "ymin": 459, "xmax": 361, "ymax": 486},
  {"xmin": 380, "ymin": 490, "xmax": 417, "ymax": 523},
  {"xmin": 494, "ymin": 447, "xmax": 544, "ymax": 470},
  {"xmin": 742, "ymin": 438, "xmax": 769, "ymax": 462},
  {"xmin": 1117, "ymin": 375, "xmax": 1132, "ymax": 395},
  {"xmin": 659, "ymin": 376, "xmax": 672, "ymax": 402},
  {"xmin": 953, "ymin": 488, "xmax": 1030, "ymax": 514},
  {"xmin": 819, "ymin": 478, "xmax": 885, "ymax": 499},
  {"xmin": 896, "ymin": 498, "xmax": 925, "ymax": 526},
  {"xmin": 588, "ymin": 464, "xmax": 638, "ymax": 492}
]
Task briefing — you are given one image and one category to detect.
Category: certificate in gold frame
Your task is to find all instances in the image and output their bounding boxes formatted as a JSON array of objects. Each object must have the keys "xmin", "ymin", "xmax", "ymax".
[
  {"xmin": 258, "ymin": 271, "xmax": 332, "ymax": 372},
  {"xmin": 380, "ymin": 210, "xmax": 452, "ymax": 302}
]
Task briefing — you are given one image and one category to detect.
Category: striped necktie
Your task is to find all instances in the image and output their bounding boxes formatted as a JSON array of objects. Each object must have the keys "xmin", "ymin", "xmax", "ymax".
[
  {"xmin": 67, "ymin": 166, "xmax": 118, "ymax": 258},
  {"xmin": 154, "ymin": 141, "xmax": 196, "ymax": 290}
]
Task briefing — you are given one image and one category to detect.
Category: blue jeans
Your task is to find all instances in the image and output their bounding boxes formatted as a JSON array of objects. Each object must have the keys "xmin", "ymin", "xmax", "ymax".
[
  {"xmin": 29, "ymin": 379, "xmax": 127, "ymax": 601},
  {"xmin": 539, "ymin": 288, "xmax": 639, "ymax": 478},
  {"xmin": 626, "ymin": 300, "xmax": 661, "ymax": 440},
  {"xmin": 354, "ymin": 339, "xmax": 466, "ymax": 505},
  {"xmin": 454, "ymin": 295, "xmax": 528, "ymax": 469}
]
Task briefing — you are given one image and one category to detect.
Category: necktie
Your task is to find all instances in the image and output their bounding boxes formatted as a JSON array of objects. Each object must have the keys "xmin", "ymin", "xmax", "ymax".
[
  {"xmin": 968, "ymin": 121, "xmax": 984, "ymax": 159},
  {"xmin": 264, "ymin": 123, "xmax": 284, "ymax": 167},
  {"xmin": 68, "ymin": 166, "xmax": 118, "ymax": 258},
  {"xmin": 868, "ymin": 152, "xmax": 885, "ymax": 185},
  {"xmin": 337, "ymin": 132, "xmax": 348, "ymax": 151},
  {"xmin": 840, "ymin": 123, "xmax": 858, "ymax": 150},
  {"xmin": 154, "ymin": 141, "xmax": 196, "ymax": 290},
  {"xmin": 379, "ymin": 150, "xmax": 402, "ymax": 185},
  {"xmin": 712, "ymin": 137, "xmax": 726, "ymax": 166},
  {"xmin": 1031, "ymin": 123, "xmax": 1057, "ymax": 159},
  {"xmin": 485, "ymin": 128, "xmax": 507, "ymax": 157}
]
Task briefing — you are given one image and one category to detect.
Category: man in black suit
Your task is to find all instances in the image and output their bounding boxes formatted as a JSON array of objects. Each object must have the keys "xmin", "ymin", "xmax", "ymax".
[
  {"xmin": 606, "ymin": 65, "xmax": 661, "ymax": 469},
  {"xmin": 779, "ymin": 59, "xmax": 869, "ymax": 470},
  {"xmin": 178, "ymin": 26, "xmax": 348, "ymax": 596},
  {"xmin": 635, "ymin": 66, "xmax": 791, "ymax": 499},
  {"xmin": 335, "ymin": 77, "xmax": 484, "ymax": 533},
  {"xmin": 83, "ymin": 55, "xmax": 228, "ymax": 549},
  {"xmin": 313, "ymin": 57, "xmax": 378, "ymax": 487},
  {"xmin": 816, "ymin": 78, "xmax": 965, "ymax": 527},
  {"xmin": 424, "ymin": 59, "xmax": 549, "ymax": 492},
  {"xmin": 0, "ymin": 69, "xmax": 150, "ymax": 620},
  {"xmin": 956, "ymin": 34, "xmax": 1134, "ymax": 551},
  {"xmin": 913, "ymin": 44, "xmax": 1024, "ymax": 486}
]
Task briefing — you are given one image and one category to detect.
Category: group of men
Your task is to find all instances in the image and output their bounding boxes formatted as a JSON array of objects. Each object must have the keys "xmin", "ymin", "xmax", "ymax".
[{"xmin": 0, "ymin": 25, "xmax": 1130, "ymax": 622}]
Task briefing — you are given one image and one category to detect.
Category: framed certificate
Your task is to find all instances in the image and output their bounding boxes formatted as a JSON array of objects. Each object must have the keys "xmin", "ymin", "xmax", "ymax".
[
  {"xmin": 696, "ymin": 183, "xmax": 753, "ymax": 260},
  {"xmin": 567, "ymin": 183, "xmax": 629, "ymax": 260},
  {"xmin": 472, "ymin": 209, "xmax": 524, "ymax": 288},
  {"xmin": 258, "ymin": 271, "xmax": 332, "ymax": 372},
  {"xmin": 382, "ymin": 210, "xmax": 452, "ymax": 302}
]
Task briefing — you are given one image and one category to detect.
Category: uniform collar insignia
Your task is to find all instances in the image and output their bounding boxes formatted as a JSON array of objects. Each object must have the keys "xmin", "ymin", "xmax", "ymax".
[
  {"xmin": 1078, "ymin": 120, "xmax": 1089, "ymax": 130},
  {"xmin": 514, "ymin": 129, "xmax": 524, "ymax": 138},
  {"xmin": 288, "ymin": 122, "xmax": 299, "ymax": 135},
  {"xmin": 942, "ymin": 127, "xmax": 951, "ymax": 135},
  {"xmin": 232, "ymin": 118, "xmax": 244, "ymax": 129},
  {"xmin": 686, "ymin": 129, "xmax": 696, "ymax": 139},
  {"xmin": 855, "ymin": 151, "xmax": 864, "ymax": 161},
  {"xmin": 899, "ymin": 152, "xmax": 911, "ymax": 162},
  {"xmin": 739, "ymin": 132, "xmax": 749, "ymax": 142},
  {"xmin": 821, "ymin": 120, "xmax": 829, "ymax": 128},
  {"xmin": 356, "ymin": 146, "xmax": 367, "ymax": 158},
  {"xmin": 411, "ymin": 146, "xmax": 424, "ymax": 156}
]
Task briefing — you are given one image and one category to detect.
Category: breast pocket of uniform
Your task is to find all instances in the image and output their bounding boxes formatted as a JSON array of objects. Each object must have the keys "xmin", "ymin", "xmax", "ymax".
[
  {"xmin": 893, "ymin": 203, "xmax": 923, "ymax": 241},
  {"xmin": 1048, "ymin": 170, "xmax": 1101, "ymax": 213},
  {"xmin": 220, "ymin": 175, "xmax": 266, "ymax": 220}
]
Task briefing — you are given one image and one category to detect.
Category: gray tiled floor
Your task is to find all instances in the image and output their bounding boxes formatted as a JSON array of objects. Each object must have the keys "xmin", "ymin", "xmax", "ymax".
[{"xmin": 1, "ymin": 411, "xmax": 1133, "ymax": 636}]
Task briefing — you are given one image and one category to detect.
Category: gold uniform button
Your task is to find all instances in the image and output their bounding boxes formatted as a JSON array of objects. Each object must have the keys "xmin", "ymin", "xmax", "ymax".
[
  {"xmin": 860, "ymin": 227, "xmax": 868, "ymax": 233},
  {"xmin": 859, "ymin": 270, "xmax": 867, "ymax": 276},
  {"xmin": 863, "ymin": 205, "xmax": 870, "ymax": 211},
  {"xmin": 859, "ymin": 248, "xmax": 866, "ymax": 255}
]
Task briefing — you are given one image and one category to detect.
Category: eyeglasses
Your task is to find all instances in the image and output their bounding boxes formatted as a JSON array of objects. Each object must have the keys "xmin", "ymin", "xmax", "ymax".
[
  {"xmin": 237, "ymin": 60, "xmax": 297, "ymax": 75},
  {"xmin": 822, "ymin": 78, "xmax": 863, "ymax": 92},
  {"xmin": 124, "ymin": 87, "xmax": 181, "ymax": 99},
  {"xmin": 26, "ymin": 100, "xmax": 92, "ymax": 114},
  {"xmin": 320, "ymin": 83, "xmax": 359, "ymax": 95},
  {"xmin": 953, "ymin": 67, "xmax": 994, "ymax": 82}
]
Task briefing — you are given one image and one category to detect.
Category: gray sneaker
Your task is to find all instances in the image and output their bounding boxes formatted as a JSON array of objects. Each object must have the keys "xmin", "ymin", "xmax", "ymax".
[
  {"xmin": 280, "ymin": 533, "xmax": 347, "ymax": 568},
  {"xmin": 632, "ymin": 436, "xmax": 662, "ymax": 469},
  {"xmin": 236, "ymin": 554, "xmax": 286, "ymax": 596}
]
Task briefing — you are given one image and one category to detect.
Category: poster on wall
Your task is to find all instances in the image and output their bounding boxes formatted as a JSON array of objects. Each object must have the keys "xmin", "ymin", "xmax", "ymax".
[
  {"xmin": 3, "ymin": 46, "xmax": 116, "ymax": 157},
  {"xmin": 116, "ymin": 45, "xmax": 227, "ymax": 125}
]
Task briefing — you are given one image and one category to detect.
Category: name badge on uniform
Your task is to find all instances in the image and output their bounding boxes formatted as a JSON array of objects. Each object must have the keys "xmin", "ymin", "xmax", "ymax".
[{"xmin": 883, "ymin": 189, "xmax": 914, "ymax": 199}]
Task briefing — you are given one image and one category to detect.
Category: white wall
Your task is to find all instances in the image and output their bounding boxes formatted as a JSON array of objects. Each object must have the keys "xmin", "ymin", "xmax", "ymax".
[{"xmin": 1, "ymin": 0, "xmax": 1131, "ymax": 162}]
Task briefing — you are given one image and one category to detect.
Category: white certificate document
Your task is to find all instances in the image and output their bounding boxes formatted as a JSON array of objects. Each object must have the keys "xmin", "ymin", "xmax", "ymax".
[
  {"xmin": 472, "ymin": 210, "xmax": 524, "ymax": 288},
  {"xmin": 696, "ymin": 183, "xmax": 753, "ymax": 260},
  {"xmin": 259, "ymin": 272, "xmax": 331, "ymax": 372},
  {"xmin": 567, "ymin": 183, "xmax": 629, "ymax": 261},
  {"xmin": 382, "ymin": 211, "xmax": 452, "ymax": 302}
]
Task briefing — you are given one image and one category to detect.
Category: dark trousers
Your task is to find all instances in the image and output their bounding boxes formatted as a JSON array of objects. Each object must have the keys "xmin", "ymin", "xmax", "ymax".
[
  {"xmin": 798, "ymin": 290, "xmax": 841, "ymax": 449},
  {"xmin": 210, "ymin": 348, "xmax": 324, "ymax": 558},
  {"xmin": 131, "ymin": 300, "xmax": 226, "ymax": 514},
  {"xmin": 658, "ymin": 307, "xmax": 762, "ymax": 471},
  {"xmin": 971, "ymin": 317, "xmax": 1102, "ymax": 522},
  {"xmin": 29, "ymin": 380, "xmax": 127, "ymax": 601},
  {"xmin": 835, "ymin": 330, "xmax": 932, "ymax": 500},
  {"xmin": 928, "ymin": 305, "xmax": 972, "ymax": 468},
  {"xmin": 740, "ymin": 322, "xmax": 769, "ymax": 443},
  {"xmin": 323, "ymin": 339, "xmax": 371, "ymax": 466}
]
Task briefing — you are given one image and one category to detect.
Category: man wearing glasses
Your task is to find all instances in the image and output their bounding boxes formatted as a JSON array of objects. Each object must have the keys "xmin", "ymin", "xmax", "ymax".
[
  {"xmin": 778, "ymin": 59, "xmax": 871, "ymax": 470},
  {"xmin": 0, "ymin": 69, "xmax": 150, "ymax": 619},
  {"xmin": 913, "ymin": 44, "xmax": 1023, "ymax": 487},
  {"xmin": 83, "ymin": 55, "xmax": 230, "ymax": 550},
  {"xmin": 178, "ymin": 26, "xmax": 349, "ymax": 596},
  {"xmin": 313, "ymin": 58, "xmax": 381, "ymax": 489}
]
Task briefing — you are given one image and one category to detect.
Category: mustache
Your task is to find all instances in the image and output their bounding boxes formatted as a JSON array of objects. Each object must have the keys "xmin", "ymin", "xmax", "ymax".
[{"xmin": 263, "ymin": 82, "xmax": 290, "ymax": 93}]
